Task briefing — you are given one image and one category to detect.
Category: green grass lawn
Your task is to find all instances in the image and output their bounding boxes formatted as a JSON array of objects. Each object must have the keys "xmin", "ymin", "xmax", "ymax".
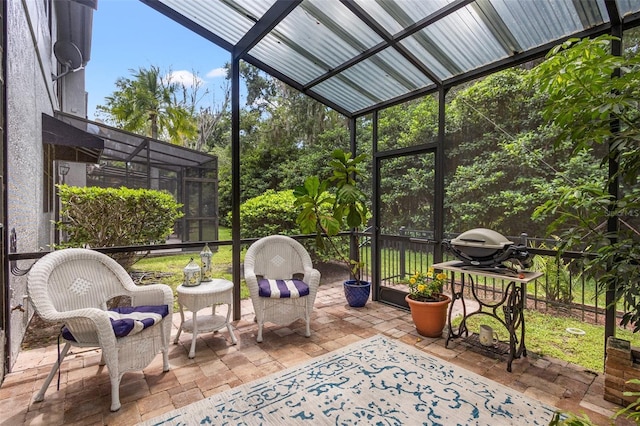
[
  {"xmin": 133, "ymin": 228, "xmax": 250, "ymax": 311},
  {"xmin": 452, "ymin": 311, "xmax": 640, "ymax": 373}
]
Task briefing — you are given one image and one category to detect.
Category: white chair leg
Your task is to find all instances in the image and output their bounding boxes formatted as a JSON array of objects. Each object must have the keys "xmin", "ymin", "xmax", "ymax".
[
  {"xmin": 257, "ymin": 321, "xmax": 264, "ymax": 343},
  {"xmin": 33, "ymin": 342, "xmax": 71, "ymax": 403},
  {"xmin": 224, "ymin": 304, "xmax": 237, "ymax": 345},
  {"xmin": 304, "ymin": 316, "xmax": 311, "ymax": 337},
  {"xmin": 161, "ymin": 321, "xmax": 170, "ymax": 372},
  {"xmin": 304, "ymin": 299, "xmax": 311, "ymax": 337},
  {"xmin": 162, "ymin": 350, "xmax": 170, "ymax": 372},
  {"xmin": 109, "ymin": 374, "xmax": 122, "ymax": 412},
  {"xmin": 173, "ymin": 327, "xmax": 182, "ymax": 344},
  {"xmin": 100, "ymin": 350, "xmax": 122, "ymax": 412},
  {"xmin": 226, "ymin": 323, "xmax": 238, "ymax": 345},
  {"xmin": 188, "ymin": 311, "xmax": 199, "ymax": 358}
]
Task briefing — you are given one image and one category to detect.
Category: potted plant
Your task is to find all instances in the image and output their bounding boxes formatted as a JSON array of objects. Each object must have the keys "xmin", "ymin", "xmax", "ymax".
[
  {"xmin": 404, "ymin": 267, "xmax": 451, "ymax": 337},
  {"xmin": 294, "ymin": 149, "xmax": 370, "ymax": 307}
]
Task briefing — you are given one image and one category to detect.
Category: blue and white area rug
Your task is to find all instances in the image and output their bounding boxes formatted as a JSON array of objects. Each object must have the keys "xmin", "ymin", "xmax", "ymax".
[{"xmin": 140, "ymin": 335, "xmax": 556, "ymax": 425}]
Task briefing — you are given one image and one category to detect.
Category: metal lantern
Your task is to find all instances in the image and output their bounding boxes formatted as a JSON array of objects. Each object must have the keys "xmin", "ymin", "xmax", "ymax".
[
  {"xmin": 183, "ymin": 257, "xmax": 201, "ymax": 287},
  {"xmin": 200, "ymin": 243, "xmax": 213, "ymax": 282}
]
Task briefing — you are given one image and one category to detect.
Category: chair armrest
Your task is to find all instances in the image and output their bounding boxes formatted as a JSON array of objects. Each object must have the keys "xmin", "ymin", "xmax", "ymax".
[
  {"xmin": 244, "ymin": 261, "xmax": 256, "ymax": 280},
  {"xmin": 304, "ymin": 268, "xmax": 321, "ymax": 289},
  {"xmin": 37, "ymin": 306, "xmax": 106, "ymax": 323},
  {"xmin": 128, "ymin": 283, "xmax": 174, "ymax": 307},
  {"xmin": 244, "ymin": 270, "xmax": 260, "ymax": 298},
  {"xmin": 38, "ymin": 307, "xmax": 117, "ymax": 346}
]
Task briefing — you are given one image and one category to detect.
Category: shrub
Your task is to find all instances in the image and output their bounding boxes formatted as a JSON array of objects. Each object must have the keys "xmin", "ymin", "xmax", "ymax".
[
  {"xmin": 57, "ymin": 185, "xmax": 183, "ymax": 270},
  {"xmin": 234, "ymin": 189, "xmax": 299, "ymax": 239}
]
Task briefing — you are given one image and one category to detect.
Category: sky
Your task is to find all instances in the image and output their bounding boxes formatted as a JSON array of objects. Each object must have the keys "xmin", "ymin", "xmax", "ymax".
[{"xmin": 85, "ymin": 0, "xmax": 232, "ymax": 120}]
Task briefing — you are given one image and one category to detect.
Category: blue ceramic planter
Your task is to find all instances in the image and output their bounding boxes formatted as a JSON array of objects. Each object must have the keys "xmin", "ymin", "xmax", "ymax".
[{"xmin": 343, "ymin": 280, "xmax": 371, "ymax": 307}]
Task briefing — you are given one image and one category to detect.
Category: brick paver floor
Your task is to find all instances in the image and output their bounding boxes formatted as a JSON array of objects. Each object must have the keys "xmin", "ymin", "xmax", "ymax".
[{"xmin": 0, "ymin": 279, "xmax": 633, "ymax": 425}]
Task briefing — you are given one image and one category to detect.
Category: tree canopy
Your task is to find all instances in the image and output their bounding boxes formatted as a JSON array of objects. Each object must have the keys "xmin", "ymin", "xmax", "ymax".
[
  {"xmin": 528, "ymin": 35, "xmax": 640, "ymax": 330},
  {"xmin": 95, "ymin": 34, "xmax": 637, "ymax": 246},
  {"xmin": 96, "ymin": 65, "xmax": 198, "ymax": 145}
]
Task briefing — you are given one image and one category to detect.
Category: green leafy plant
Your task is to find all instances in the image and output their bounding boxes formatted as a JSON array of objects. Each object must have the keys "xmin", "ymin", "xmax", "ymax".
[
  {"xmin": 294, "ymin": 149, "xmax": 369, "ymax": 283},
  {"xmin": 233, "ymin": 189, "xmax": 299, "ymax": 239},
  {"xmin": 548, "ymin": 411, "xmax": 594, "ymax": 426},
  {"xmin": 531, "ymin": 243, "xmax": 573, "ymax": 305},
  {"xmin": 405, "ymin": 267, "xmax": 448, "ymax": 302},
  {"xmin": 57, "ymin": 185, "xmax": 183, "ymax": 270},
  {"xmin": 614, "ymin": 378, "xmax": 640, "ymax": 422},
  {"xmin": 529, "ymin": 35, "xmax": 640, "ymax": 331}
]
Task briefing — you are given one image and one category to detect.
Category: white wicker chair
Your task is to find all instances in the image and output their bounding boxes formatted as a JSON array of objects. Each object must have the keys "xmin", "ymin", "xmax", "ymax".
[
  {"xmin": 26, "ymin": 248, "xmax": 173, "ymax": 412},
  {"xmin": 244, "ymin": 235, "xmax": 321, "ymax": 342}
]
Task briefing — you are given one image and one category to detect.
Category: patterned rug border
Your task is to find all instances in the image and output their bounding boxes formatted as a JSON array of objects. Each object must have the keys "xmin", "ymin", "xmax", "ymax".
[{"xmin": 140, "ymin": 334, "xmax": 557, "ymax": 426}]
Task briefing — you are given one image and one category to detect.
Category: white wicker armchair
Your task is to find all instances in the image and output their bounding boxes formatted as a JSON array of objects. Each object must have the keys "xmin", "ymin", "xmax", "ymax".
[
  {"xmin": 244, "ymin": 235, "xmax": 321, "ymax": 342},
  {"xmin": 26, "ymin": 248, "xmax": 173, "ymax": 412}
]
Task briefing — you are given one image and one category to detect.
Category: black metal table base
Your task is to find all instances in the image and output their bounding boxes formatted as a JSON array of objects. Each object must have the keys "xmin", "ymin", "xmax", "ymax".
[
  {"xmin": 445, "ymin": 275, "xmax": 526, "ymax": 372},
  {"xmin": 461, "ymin": 332, "xmax": 510, "ymax": 360}
]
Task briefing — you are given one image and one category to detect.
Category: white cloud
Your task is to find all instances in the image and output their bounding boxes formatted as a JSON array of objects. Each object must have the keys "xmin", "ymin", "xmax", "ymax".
[
  {"xmin": 166, "ymin": 70, "xmax": 204, "ymax": 87},
  {"xmin": 206, "ymin": 67, "xmax": 227, "ymax": 78}
]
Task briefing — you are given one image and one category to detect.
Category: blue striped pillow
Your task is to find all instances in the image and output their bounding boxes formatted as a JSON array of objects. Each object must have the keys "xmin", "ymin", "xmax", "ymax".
[
  {"xmin": 62, "ymin": 305, "xmax": 169, "ymax": 341},
  {"xmin": 258, "ymin": 278, "xmax": 310, "ymax": 298}
]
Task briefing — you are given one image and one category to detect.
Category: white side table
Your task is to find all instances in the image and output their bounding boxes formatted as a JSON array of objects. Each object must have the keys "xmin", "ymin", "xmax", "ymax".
[{"xmin": 174, "ymin": 278, "xmax": 238, "ymax": 358}]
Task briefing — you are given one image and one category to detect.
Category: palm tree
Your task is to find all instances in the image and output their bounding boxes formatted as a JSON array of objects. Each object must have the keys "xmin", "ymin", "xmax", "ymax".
[{"xmin": 97, "ymin": 65, "xmax": 198, "ymax": 145}]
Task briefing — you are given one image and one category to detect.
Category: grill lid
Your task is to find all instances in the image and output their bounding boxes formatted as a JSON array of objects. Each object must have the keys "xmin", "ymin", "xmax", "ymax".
[
  {"xmin": 444, "ymin": 228, "xmax": 533, "ymax": 269},
  {"xmin": 450, "ymin": 228, "xmax": 513, "ymax": 251}
]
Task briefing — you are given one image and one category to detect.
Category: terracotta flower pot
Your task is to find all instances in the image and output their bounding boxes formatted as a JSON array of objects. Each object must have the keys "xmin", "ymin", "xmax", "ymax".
[{"xmin": 405, "ymin": 294, "xmax": 451, "ymax": 338}]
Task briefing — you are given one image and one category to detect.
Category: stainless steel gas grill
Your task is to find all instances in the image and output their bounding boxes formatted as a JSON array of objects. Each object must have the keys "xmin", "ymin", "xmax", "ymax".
[
  {"xmin": 438, "ymin": 229, "xmax": 540, "ymax": 372},
  {"xmin": 443, "ymin": 228, "xmax": 534, "ymax": 273}
]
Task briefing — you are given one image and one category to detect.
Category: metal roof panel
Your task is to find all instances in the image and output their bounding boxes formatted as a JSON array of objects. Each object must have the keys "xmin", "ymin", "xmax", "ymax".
[
  {"xmin": 341, "ymin": 48, "xmax": 431, "ymax": 97},
  {"xmin": 617, "ymin": 0, "xmax": 640, "ymax": 17},
  {"xmin": 352, "ymin": 0, "xmax": 453, "ymax": 31},
  {"xmin": 249, "ymin": 33, "xmax": 327, "ymax": 84},
  {"xmin": 249, "ymin": 0, "xmax": 386, "ymax": 84},
  {"xmin": 159, "ymin": 0, "xmax": 276, "ymax": 45},
  {"xmin": 55, "ymin": 112, "xmax": 216, "ymax": 169},
  {"xmin": 313, "ymin": 77, "xmax": 377, "ymax": 113},
  {"xmin": 145, "ymin": 0, "xmax": 640, "ymax": 116},
  {"xmin": 490, "ymin": 0, "xmax": 606, "ymax": 50}
]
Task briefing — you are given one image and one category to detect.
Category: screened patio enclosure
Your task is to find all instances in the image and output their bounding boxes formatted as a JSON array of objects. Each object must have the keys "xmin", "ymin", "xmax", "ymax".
[
  {"xmin": 140, "ymin": 0, "xmax": 640, "ymax": 338},
  {"xmin": 54, "ymin": 111, "xmax": 219, "ymax": 243}
]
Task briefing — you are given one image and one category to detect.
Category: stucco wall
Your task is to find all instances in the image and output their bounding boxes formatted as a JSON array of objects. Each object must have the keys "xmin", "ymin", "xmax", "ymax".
[{"xmin": 5, "ymin": 0, "xmax": 57, "ymax": 369}]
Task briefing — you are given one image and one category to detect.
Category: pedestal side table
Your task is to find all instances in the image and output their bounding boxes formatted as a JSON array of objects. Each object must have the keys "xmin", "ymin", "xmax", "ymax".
[{"xmin": 175, "ymin": 278, "xmax": 238, "ymax": 358}]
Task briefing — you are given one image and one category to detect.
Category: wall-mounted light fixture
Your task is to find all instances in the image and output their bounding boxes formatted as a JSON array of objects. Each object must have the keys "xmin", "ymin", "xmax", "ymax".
[{"xmin": 59, "ymin": 162, "xmax": 70, "ymax": 183}]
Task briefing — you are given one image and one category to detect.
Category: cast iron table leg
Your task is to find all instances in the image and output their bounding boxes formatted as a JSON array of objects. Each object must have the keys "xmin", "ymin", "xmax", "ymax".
[
  {"xmin": 503, "ymin": 282, "xmax": 526, "ymax": 372},
  {"xmin": 446, "ymin": 272, "xmax": 467, "ymax": 347}
]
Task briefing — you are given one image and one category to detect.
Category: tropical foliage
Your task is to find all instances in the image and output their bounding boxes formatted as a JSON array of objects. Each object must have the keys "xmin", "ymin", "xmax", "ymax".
[
  {"xmin": 294, "ymin": 149, "xmax": 369, "ymax": 282},
  {"xmin": 234, "ymin": 189, "xmax": 299, "ymax": 239},
  {"xmin": 528, "ymin": 35, "xmax": 640, "ymax": 331},
  {"xmin": 96, "ymin": 65, "xmax": 198, "ymax": 145},
  {"xmin": 95, "ymin": 33, "xmax": 640, "ymax": 275},
  {"xmin": 97, "ymin": 62, "xmax": 574, "ymax": 242}
]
